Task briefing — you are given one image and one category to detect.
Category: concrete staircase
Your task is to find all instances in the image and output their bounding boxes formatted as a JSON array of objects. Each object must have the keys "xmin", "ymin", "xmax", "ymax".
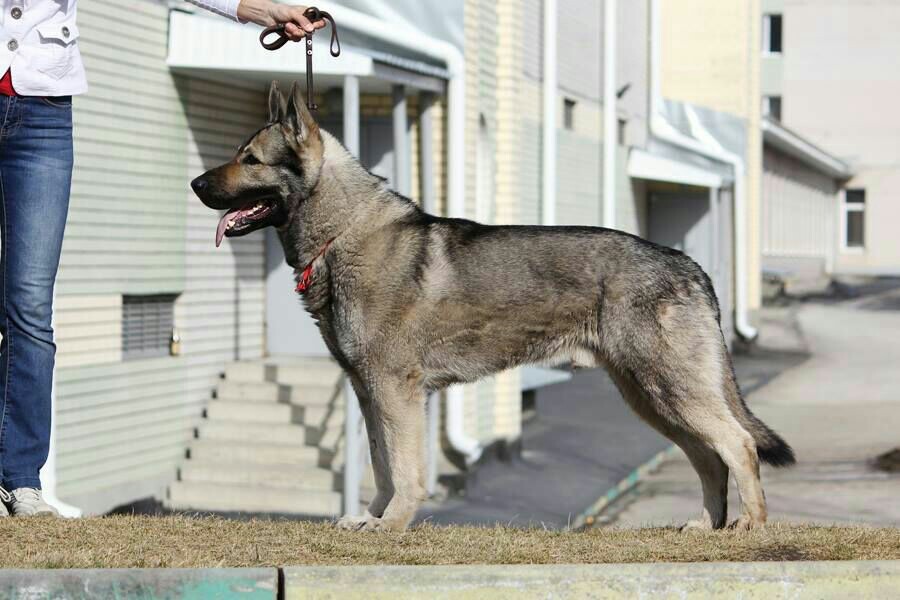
[{"xmin": 167, "ymin": 357, "xmax": 371, "ymax": 516}]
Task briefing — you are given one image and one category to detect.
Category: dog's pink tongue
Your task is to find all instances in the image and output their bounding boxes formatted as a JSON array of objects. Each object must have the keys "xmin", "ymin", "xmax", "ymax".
[{"xmin": 215, "ymin": 209, "xmax": 240, "ymax": 248}]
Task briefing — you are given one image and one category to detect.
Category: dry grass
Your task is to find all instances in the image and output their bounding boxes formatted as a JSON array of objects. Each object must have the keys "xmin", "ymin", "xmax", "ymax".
[{"xmin": 0, "ymin": 516, "xmax": 897, "ymax": 569}]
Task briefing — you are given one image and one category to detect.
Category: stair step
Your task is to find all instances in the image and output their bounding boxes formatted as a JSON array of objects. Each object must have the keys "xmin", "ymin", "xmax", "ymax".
[
  {"xmin": 198, "ymin": 421, "xmax": 309, "ymax": 446},
  {"xmin": 189, "ymin": 440, "xmax": 320, "ymax": 465},
  {"xmin": 273, "ymin": 363, "xmax": 343, "ymax": 387},
  {"xmin": 179, "ymin": 460, "xmax": 336, "ymax": 490},
  {"xmin": 288, "ymin": 384, "xmax": 338, "ymax": 406},
  {"xmin": 216, "ymin": 381, "xmax": 286, "ymax": 402},
  {"xmin": 167, "ymin": 481, "xmax": 341, "ymax": 516},
  {"xmin": 224, "ymin": 362, "xmax": 277, "ymax": 383},
  {"xmin": 206, "ymin": 400, "xmax": 293, "ymax": 424},
  {"xmin": 298, "ymin": 404, "xmax": 344, "ymax": 427}
]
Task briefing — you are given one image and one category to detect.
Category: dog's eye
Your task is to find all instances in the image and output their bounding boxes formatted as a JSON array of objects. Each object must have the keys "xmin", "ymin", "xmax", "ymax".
[{"xmin": 243, "ymin": 155, "xmax": 262, "ymax": 165}]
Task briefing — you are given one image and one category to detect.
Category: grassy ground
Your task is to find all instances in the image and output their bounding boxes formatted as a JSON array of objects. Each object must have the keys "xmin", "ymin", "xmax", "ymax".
[{"xmin": 0, "ymin": 516, "xmax": 897, "ymax": 568}]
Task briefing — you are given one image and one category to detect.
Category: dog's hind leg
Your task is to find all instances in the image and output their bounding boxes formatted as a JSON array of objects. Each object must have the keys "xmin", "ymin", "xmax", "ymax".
[
  {"xmin": 674, "ymin": 435, "xmax": 729, "ymax": 530},
  {"xmin": 607, "ymin": 367, "xmax": 728, "ymax": 530}
]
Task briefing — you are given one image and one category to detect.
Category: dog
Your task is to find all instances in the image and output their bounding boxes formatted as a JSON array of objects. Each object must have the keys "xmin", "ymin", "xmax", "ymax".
[{"xmin": 190, "ymin": 81, "xmax": 795, "ymax": 532}]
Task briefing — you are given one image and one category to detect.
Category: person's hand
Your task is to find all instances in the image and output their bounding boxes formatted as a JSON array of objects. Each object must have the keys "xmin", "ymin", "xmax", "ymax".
[{"xmin": 238, "ymin": 1, "xmax": 327, "ymax": 40}]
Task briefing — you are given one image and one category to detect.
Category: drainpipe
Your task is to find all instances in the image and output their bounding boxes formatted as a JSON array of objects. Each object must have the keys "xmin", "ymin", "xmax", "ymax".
[
  {"xmin": 542, "ymin": 0, "xmax": 557, "ymax": 226},
  {"xmin": 313, "ymin": 4, "xmax": 482, "ymax": 464},
  {"xmin": 648, "ymin": 0, "xmax": 758, "ymax": 340},
  {"xmin": 602, "ymin": 0, "xmax": 617, "ymax": 228}
]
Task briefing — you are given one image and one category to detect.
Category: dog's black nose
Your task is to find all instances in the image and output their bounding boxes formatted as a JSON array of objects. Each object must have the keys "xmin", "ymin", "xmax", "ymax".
[{"xmin": 191, "ymin": 177, "xmax": 208, "ymax": 194}]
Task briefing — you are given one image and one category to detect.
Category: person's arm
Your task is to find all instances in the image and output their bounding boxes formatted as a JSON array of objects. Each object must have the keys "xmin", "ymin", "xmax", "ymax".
[{"xmin": 185, "ymin": 0, "xmax": 326, "ymax": 41}]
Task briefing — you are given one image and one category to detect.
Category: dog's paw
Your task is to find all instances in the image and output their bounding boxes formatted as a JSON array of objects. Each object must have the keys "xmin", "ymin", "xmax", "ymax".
[
  {"xmin": 679, "ymin": 518, "xmax": 714, "ymax": 532},
  {"xmin": 335, "ymin": 513, "xmax": 385, "ymax": 532},
  {"xmin": 728, "ymin": 515, "xmax": 763, "ymax": 531}
]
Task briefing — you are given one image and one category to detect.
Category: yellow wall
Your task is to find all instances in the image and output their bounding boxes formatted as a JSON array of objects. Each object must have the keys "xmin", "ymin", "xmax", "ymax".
[{"xmin": 661, "ymin": 0, "xmax": 763, "ymax": 309}]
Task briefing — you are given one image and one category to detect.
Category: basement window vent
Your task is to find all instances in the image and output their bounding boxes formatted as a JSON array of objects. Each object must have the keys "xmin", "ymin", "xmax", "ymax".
[{"xmin": 122, "ymin": 294, "xmax": 178, "ymax": 360}]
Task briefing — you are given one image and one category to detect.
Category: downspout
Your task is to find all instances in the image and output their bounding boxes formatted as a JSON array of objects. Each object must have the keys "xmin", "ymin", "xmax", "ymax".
[
  {"xmin": 647, "ymin": 0, "xmax": 758, "ymax": 340},
  {"xmin": 602, "ymin": 0, "xmax": 617, "ymax": 228},
  {"xmin": 542, "ymin": 0, "xmax": 557, "ymax": 226},
  {"xmin": 313, "ymin": 3, "xmax": 480, "ymax": 462}
]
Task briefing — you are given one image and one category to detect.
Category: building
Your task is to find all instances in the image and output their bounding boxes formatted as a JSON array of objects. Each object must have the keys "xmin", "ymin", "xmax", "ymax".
[{"xmin": 761, "ymin": 0, "xmax": 900, "ymax": 276}]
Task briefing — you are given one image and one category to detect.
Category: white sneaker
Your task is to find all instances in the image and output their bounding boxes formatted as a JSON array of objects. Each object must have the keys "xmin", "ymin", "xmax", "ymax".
[
  {"xmin": 8, "ymin": 487, "xmax": 59, "ymax": 517},
  {"xmin": 0, "ymin": 487, "xmax": 10, "ymax": 517}
]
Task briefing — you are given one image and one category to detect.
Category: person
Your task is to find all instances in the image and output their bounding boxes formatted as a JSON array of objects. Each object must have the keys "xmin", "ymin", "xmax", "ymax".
[{"xmin": 0, "ymin": 0, "xmax": 325, "ymax": 517}]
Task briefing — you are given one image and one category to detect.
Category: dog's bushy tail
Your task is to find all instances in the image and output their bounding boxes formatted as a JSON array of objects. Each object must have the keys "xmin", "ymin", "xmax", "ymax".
[{"xmin": 722, "ymin": 355, "xmax": 796, "ymax": 467}]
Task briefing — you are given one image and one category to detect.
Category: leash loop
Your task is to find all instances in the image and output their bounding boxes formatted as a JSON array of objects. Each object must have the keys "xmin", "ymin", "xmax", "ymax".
[{"xmin": 259, "ymin": 7, "xmax": 341, "ymax": 111}]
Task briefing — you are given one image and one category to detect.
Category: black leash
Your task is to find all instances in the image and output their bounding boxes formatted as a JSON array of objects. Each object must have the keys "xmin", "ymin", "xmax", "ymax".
[{"xmin": 259, "ymin": 7, "xmax": 341, "ymax": 111}]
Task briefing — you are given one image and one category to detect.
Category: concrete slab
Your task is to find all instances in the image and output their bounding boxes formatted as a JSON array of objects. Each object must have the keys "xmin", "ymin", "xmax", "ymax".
[
  {"xmin": 0, "ymin": 568, "xmax": 277, "ymax": 599},
  {"xmin": 283, "ymin": 561, "xmax": 900, "ymax": 599}
]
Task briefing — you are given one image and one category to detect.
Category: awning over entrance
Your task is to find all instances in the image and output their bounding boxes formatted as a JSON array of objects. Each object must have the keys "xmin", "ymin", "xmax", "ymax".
[
  {"xmin": 167, "ymin": 10, "xmax": 446, "ymax": 94},
  {"xmin": 628, "ymin": 148, "xmax": 724, "ymax": 188}
]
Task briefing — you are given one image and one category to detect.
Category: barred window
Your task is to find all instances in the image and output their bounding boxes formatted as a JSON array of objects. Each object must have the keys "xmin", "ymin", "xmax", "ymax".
[{"xmin": 122, "ymin": 294, "xmax": 177, "ymax": 360}]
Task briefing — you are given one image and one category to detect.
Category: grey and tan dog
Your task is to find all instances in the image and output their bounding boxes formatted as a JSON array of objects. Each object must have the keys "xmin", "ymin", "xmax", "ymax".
[{"xmin": 191, "ymin": 82, "xmax": 795, "ymax": 532}]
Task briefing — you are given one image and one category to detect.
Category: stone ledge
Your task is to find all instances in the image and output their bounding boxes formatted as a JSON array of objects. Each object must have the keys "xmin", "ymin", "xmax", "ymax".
[{"xmin": 283, "ymin": 561, "xmax": 900, "ymax": 599}]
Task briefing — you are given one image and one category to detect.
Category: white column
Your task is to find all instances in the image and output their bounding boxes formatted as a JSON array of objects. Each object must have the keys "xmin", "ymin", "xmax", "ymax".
[
  {"xmin": 418, "ymin": 92, "xmax": 440, "ymax": 495},
  {"xmin": 392, "ymin": 85, "xmax": 411, "ymax": 196},
  {"xmin": 542, "ymin": 0, "xmax": 558, "ymax": 226},
  {"xmin": 603, "ymin": 0, "xmax": 618, "ymax": 229},
  {"xmin": 343, "ymin": 75, "xmax": 360, "ymax": 156},
  {"xmin": 342, "ymin": 75, "xmax": 363, "ymax": 517}
]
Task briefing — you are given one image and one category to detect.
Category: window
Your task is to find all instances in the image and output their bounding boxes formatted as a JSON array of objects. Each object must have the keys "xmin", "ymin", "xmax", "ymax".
[
  {"xmin": 122, "ymin": 294, "xmax": 178, "ymax": 360},
  {"xmin": 763, "ymin": 14, "xmax": 783, "ymax": 54},
  {"xmin": 762, "ymin": 96, "xmax": 782, "ymax": 121},
  {"xmin": 842, "ymin": 189, "xmax": 865, "ymax": 250},
  {"xmin": 563, "ymin": 98, "xmax": 576, "ymax": 130}
]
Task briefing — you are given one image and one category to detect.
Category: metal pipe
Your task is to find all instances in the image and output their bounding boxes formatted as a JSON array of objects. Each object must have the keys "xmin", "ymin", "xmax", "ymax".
[
  {"xmin": 648, "ymin": 0, "xmax": 757, "ymax": 340},
  {"xmin": 446, "ymin": 386, "xmax": 482, "ymax": 466},
  {"xmin": 602, "ymin": 0, "xmax": 617, "ymax": 228}
]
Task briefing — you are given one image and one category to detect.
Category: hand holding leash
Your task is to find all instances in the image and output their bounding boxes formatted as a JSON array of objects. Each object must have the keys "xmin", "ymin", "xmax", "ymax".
[{"xmin": 260, "ymin": 7, "xmax": 341, "ymax": 111}]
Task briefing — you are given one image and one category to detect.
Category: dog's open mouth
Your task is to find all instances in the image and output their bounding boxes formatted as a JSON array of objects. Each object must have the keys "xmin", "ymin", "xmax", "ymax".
[{"xmin": 215, "ymin": 200, "xmax": 277, "ymax": 247}]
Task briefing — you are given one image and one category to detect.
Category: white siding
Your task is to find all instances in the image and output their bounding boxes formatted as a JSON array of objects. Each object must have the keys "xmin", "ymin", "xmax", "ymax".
[
  {"xmin": 54, "ymin": 0, "xmax": 266, "ymax": 513},
  {"xmin": 762, "ymin": 145, "xmax": 838, "ymax": 271}
]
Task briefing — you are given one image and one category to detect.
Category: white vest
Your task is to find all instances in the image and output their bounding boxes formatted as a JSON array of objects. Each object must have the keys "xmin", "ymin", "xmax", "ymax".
[{"xmin": 0, "ymin": 0, "xmax": 87, "ymax": 96}]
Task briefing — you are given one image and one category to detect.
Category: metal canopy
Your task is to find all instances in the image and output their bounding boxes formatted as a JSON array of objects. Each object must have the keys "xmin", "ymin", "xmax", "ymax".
[{"xmin": 167, "ymin": 10, "xmax": 446, "ymax": 94}]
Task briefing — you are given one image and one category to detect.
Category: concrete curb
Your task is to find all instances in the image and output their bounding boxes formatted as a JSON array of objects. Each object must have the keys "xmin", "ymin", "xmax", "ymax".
[
  {"xmin": 284, "ymin": 561, "xmax": 900, "ymax": 599},
  {"xmin": 0, "ymin": 568, "xmax": 277, "ymax": 599},
  {"xmin": 572, "ymin": 444, "xmax": 679, "ymax": 528}
]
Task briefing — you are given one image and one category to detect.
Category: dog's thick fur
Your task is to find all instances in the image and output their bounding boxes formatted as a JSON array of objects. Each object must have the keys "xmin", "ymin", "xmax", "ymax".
[{"xmin": 191, "ymin": 82, "xmax": 795, "ymax": 532}]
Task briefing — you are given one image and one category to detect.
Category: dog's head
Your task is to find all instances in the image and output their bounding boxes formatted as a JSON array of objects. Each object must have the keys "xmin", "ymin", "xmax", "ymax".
[{"xmin": 190, "ymin": 81, "xmax": 324, "ymax": 247}]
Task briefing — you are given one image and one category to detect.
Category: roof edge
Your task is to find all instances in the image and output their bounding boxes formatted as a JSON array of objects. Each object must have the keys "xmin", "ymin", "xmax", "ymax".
[{"xmin": 762, "ymin": 118, "xmax": 852, "ymax": 179}]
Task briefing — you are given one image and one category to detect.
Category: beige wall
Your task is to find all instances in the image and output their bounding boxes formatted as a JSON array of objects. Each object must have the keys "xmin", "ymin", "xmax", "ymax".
[
  {"xmin": 780, "ymin": 0, "xmax": 900, "ymax": 274},
  {"xmin": 660, "ymin": 0, "xmax": 764, "ymax": 309}
]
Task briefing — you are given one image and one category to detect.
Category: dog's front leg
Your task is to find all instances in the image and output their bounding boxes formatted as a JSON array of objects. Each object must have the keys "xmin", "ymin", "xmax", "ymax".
[
  {"xmin": 336, "ymin": 377, "xmax": 393, "ymax": 531},
  {"xmin": 341, "ymin": 374, "xmax": 426, "ymax": 532}
]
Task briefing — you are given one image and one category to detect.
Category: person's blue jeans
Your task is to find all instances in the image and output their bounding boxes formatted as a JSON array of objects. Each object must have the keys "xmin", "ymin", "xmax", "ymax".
[{"xmin": 0, "ymin": 95, "xmax": 73, "ymax": 490}]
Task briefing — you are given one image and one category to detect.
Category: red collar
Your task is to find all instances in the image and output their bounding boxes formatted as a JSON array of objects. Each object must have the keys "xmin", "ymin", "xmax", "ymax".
[{"xmin": 295, "ymin": 238, "xmax": 335, "ymax": 294}]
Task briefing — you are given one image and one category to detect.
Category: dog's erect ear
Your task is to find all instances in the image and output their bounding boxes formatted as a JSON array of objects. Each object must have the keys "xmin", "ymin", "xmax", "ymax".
[
  {"xmin": 267, "ymin": 81, "xmax": 285, "ymax": 124},
  {"xmin": 283, "ymin": 81, "xmax": 318, "ymax": 142}
]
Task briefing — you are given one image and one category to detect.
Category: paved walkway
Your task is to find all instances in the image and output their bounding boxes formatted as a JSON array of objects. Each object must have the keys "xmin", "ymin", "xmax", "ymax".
[
  {"xmin": 418, "ymin": 369, "xmax": 671, "ymax": 528},
  {"xmin": 609, "ymin": 281, "xmax": 900, "ymax": 528}
]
